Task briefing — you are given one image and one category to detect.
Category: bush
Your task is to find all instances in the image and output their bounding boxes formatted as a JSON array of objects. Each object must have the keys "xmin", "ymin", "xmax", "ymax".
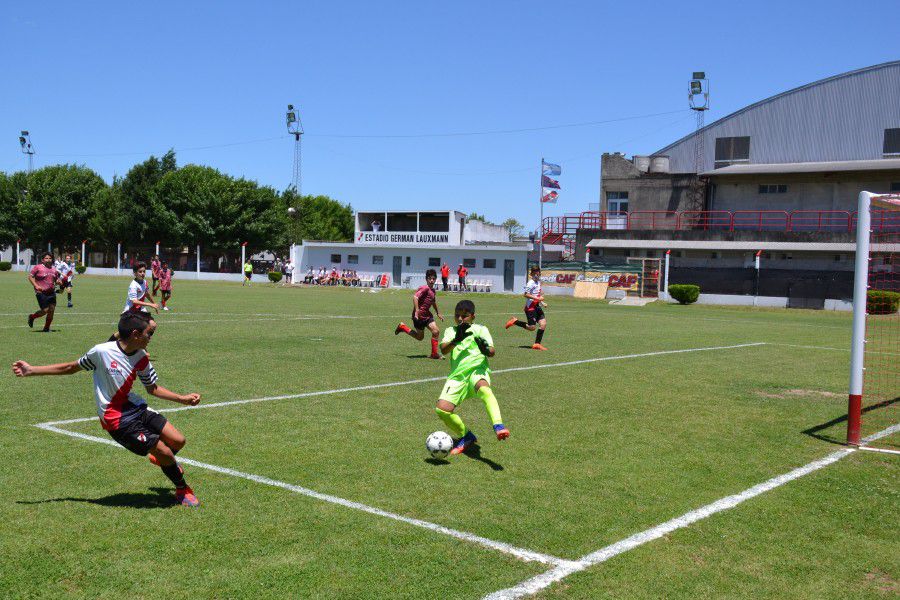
[
  {"xmin": 668, "ymin": 284, "xmax": 700, "ymax": 305},
  {"xmin": 0, "ymin": 261, "xmax": 11, "ymax": 271},
  {"xmin": 75, "ymin": 265, "xmax": 87, "ymax": 274},
  {"xmin": 267, "ymin": 270, "xmax": 283, "ymax": 283},
  {"xmin": 867, "ymin": 290, "xmax": 900, "ymax": 315}
]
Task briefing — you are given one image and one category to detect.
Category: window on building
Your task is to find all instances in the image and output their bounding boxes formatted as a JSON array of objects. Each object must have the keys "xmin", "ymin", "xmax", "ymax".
[
  {"xmin": 891, "ymin": 182, "xmax": 900, "ymax": 192},
  {"xmin": 884, "ymin": 128, "xmax": 900, "ymax": 155},
  {"xmin": 348, "ymin": 255, "xmax": 358, "ymax": 264},
  {"xmin": 483, "ymin": 259, "xmax": 496, "ymax": 269},
  {"xmin": 405, "ymin": 256, "xmax": 411, "ymax": 266},
  {"xmin": 606, "ymin": 191, "xmax": 629, "ymax": 213},
  {"xmin": 711, "ymin": 252, "xmax": 720, "ymax": 259},
  {"xmin": 463, "ymin": 258, "xmax": 476, "ymax": 268},
  {"xmin": 714, "ymin": 136, "xmax": 750, "ymax": 168},
  {"xmin": 330, "ymin": 254, "xmax": 341, "ymax": 263},
  {"xmin": 758, "ymin": 184, "xmax": 788, "ymax": 194},
  {"xmin": 419, "ymin": 212, "xmax": 450, "ymax": 232},
  {"xmin": 372, "ymin": 255, "xmax": 384, "ymax": 265},
  {"xmin": 387, "ymin": 212, "xmax": 418, "ymax": 231},
  {"xmin": 428, "ymin": 257, "xmax": 440, "ymax": 267}
]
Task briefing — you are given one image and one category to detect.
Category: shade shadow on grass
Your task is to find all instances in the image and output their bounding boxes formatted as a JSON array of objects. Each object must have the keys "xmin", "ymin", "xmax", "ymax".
[
  {"xmin": 802, "ymin": 397, "xmax": 899, "ymax": 445},
  {"xmin": 17, "ymin": 487, "xmax": 177, "ymax": 509}
]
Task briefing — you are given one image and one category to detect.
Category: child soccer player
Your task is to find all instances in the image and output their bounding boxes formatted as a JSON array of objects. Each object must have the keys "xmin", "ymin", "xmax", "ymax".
[
  {"xmin": 150, "ymin": 255, "xmax": 162, "ymax": 295},
  {"xmin": 505, "ymin": 266, "xmax": 548, "ymax": 350},
  {"xmin": 435, "ymin": 299, "xmax": 509, "ymax": 456},
  {"xmin": 56, "ymin": 254, "xmax": 76, "ymax": 308},
  {"xmin": 12, "ymin": 311, "xmax": 202, "ymax": 506},
  {"xmin": 243, "ymin": 259, "xmax": 253, "ymax": 286},
  {"xmin": 27, "ymin": 252, "xmax": 60, "ymax": 332},
  {"xmin": 158, "ymin": 261, "xmax": 173, "ymax": 310},
  {"xmin": 124, "ymin": 262, "xmax": 159, "ymax": 314},
  {"xmin": 394, "ymin": 269, "xmax": 444, "ymax": 359}
]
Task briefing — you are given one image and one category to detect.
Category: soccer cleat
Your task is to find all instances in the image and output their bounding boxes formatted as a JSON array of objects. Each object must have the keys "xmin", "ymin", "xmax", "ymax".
[
  {"xmin": 531, "ymin": 343, "xmax": 548, "ymax": 351},
  {"xmin": 67, "ymin": 302, "xmax": 73, "ymax": 308},
  {"xmin": 395, "ymin": 322, "xmax": 410, "ymax": 335},
  {"xmin": 175, "ymin": 486, "xmax": 200, "ymax": 507},
  {"xmin": 28, "ymin": 314, "xmax": 34, "ymax": 328},
  {"xmin": 430, "ymin": 353, "xmax": 444, "ymax": 360},
  {"xmin": 450, "ymin": 431, "xmax": 477, "ymax": 455},
  {"xmin": 163, "ymin": 306, "xmax": 170, "ymax": 311},
  {"xmin": 505, "ymin": 317, "xmax": 518, "ymax": 330},
  {"xmin": 494, "ymin": 424, "xmax": 510, "ymax": 440}
]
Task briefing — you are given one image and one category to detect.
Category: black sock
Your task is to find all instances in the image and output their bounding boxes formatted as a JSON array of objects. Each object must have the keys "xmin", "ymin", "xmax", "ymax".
[
  {"xmin": 67, "ymin": 292, "xmax": 72, "ymax": 302},
  {"xmin": 161, "ymin": 462, "xmax": 187, "ymax": 488},
  {"xmin": 535, "ymin": 329, "xmax": 545, "ymax": 344},
  {"xmin": 515, "ymin": 320, "xmax": 528, "ymax": 329}
]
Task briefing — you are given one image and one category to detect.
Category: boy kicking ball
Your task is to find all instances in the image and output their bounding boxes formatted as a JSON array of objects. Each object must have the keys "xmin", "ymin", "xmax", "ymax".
[
  {"xmin": 435, "ymin": 299, "xmax": 509, "ymax": 456},
  {"xmin": 395, "ymin": 268, "xmax": 444, "ymax": 359},
  {"xmin": 12, "ymin": 311, "xmax": 202, "ymax": 507}
]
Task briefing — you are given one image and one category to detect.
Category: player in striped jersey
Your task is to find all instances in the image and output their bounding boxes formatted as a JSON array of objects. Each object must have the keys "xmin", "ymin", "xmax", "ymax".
[
  {"xmin": 56, "ymin": 254, "xmax": 76, "ymax": 308},
  {"xmin": 505, "ymin": 266, "xmax": 548, "ymax": 350},
  {"xmin": 12, "ymin": 311, "xmax": 202, "ymax": 507},
  {"xmin": 124, "ymin": 262, "xmax": 159, "ymax": 314}
]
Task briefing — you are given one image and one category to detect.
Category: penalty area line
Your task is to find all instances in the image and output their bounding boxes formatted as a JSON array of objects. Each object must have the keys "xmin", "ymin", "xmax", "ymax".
[
  {"xmin": 37, "ymin": 342, "xmax": 766, "ymax": 427},
  {"xmin": 483, "ymin": 422, "xmax": 900, "ymax": 599},
  {"xmin": 32, "ymin": 422, "xmax": 568, "ymax": 567}
]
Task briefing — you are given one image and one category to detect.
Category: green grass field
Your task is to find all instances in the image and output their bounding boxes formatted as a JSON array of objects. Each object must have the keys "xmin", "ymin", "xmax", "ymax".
[{"xmin": 1, "ymin": 272, "xmax": 897, "ymax": 599}]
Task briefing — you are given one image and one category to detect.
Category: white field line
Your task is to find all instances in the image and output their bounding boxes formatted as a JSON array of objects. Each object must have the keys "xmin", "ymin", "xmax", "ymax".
[
  {"xmin": 37, "ymin": 342, "xmax": 766, "ymax": 427},
  {"xmin": 484, "ymin": 422, "xmax": 900, "ymax": 599},
  {"xmin": 33, "ymin": 422, "xmax": 568, "ymax": 566},
  {"xmin": 768, "ymin": 342, "xmax": 900, "ymax": 357},
  {"xmin": 858, "ymin": 446, "xmax": 900, "ymax": 456}
]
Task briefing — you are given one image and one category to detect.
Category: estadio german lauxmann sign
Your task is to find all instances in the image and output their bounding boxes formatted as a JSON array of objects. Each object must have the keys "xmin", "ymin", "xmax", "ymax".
[{"xmin": 356, "ymin": 232, "xmax": 450, "ymax": 245}]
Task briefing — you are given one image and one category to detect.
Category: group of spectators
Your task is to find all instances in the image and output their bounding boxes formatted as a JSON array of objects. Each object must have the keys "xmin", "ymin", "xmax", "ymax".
[{"xmin": 303, "ymin": 267, "xmax": 361, "ymax": 286}]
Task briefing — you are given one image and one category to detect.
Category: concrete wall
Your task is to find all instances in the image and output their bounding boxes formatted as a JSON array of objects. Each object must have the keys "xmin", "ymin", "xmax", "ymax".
[
  {"xmin": 600, "ymin": 153, "xmax": 701, "ymax": 212},
  {"xmin": 463, "ymin": 219, "xmax": 511, "ymax": 243},
  {"xmin": 1, "ymin": 246, "xmax": 35, "ymax": 270}
]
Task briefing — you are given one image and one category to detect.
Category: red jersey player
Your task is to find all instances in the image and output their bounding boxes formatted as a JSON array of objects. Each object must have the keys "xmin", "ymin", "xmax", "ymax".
[
  {"xmin": 27, "ymin": 252, "xmax": 61, "ymax": 332},
  {"xmin": 394, "ymin": 269, "xmax": 445, "ymax": 359}
]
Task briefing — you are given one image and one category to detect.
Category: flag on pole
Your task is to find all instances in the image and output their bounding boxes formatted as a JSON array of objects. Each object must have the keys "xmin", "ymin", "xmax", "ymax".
[
  {"xmin": 542, "ymin": 162, "xmax": 561, "ymax": 176},
  {"xmin": 541, "ymin": 175, "xmax": 560, "ymax": 189},
  {"xmin": 541, "ymin": 190, "xmax": 559, "ymax": 203}
]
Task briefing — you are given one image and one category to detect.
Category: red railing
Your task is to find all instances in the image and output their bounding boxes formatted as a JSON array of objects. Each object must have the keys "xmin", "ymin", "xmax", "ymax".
[{"xmin": 542, "ymin": 209, "xmax": 894, "ymax": 236}]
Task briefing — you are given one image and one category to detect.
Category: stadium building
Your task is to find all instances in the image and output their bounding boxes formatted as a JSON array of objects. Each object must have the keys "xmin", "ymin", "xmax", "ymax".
[
  {"xmin": 291, "ymin": 210, "xmax": 532, "ymax": 292},
  {"xmin": 544, "ymin": 60, "xmax": 900, "ymax": 308}
]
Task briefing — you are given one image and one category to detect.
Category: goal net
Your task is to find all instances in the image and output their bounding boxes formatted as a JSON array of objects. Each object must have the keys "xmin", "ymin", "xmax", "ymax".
[{"xmin": 847, "ymin": 192, "xmax": 900, "ymax": 446}]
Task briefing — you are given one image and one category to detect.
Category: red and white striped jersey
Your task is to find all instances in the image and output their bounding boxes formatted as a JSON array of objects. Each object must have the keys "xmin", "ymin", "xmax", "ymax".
[
  {"xmin": 124, "ymin": 279, "xmax": 150, "ymax": 313},
  {"xmin": 78, "ymin": 341, "xmax": 158, "ymax": 431}
]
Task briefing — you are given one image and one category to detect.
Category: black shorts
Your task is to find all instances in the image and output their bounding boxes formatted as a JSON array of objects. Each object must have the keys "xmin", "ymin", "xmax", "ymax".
[
  {"xmin": 35, "ymin": 291, "xmax": 57, "ymax": 310},
  {"xmin": 108, "ymin": 408, "xmax": 168, "ymax": 456},
  {"xmin": 412, "ymin": 314, "xmax": 434, "ymax": 330},
  {"xmin": 525, "ymin": 305, "xmax": 545, "ymax": 326}
]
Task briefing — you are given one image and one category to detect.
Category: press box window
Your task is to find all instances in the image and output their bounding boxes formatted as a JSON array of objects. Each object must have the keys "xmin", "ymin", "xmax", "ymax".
[
  {"xmin": 330, "ymin": 254, "xmax": 341, "ymax": 263},
  {"xmin": 428, "ymin": 257, "xmax": 440, "ymax": 267},
  {"xmin": 347, "ymin": 255, "xmax": 358, "ymax": 264},
  {"xmin": 714, "ymin": 136, "xmax": 750, "ymax": 169},
  {"xmin": 372, "ymin": 255, "xmax": 384, "ymax": 265},
  {"xmin": 463, "ymin": 259, "xmax": 476, "ymax": 268},
  {"xmin": 891, "ymin": 182, "xmax": 900, "ymax": 192},
  {"xmin": 483, "ymin": 259, "xmax": 496, "ymax": 269},
  {"xmin": 884, "ymin": 128, "xmax": 900, "ymax": 155}
]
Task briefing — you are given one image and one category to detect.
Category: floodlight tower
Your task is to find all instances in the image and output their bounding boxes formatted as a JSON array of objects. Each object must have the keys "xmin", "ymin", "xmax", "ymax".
[
  {"xmin": 18, "ymin": 130, "xmax": 34, "ymax": 173},
  {"xmin": 286, "ymin": 104, "xmax": 304, "ymax": 195},
  {"xmin": 688, "ymin": 72, "xmax": 709, "ymax": 212}
]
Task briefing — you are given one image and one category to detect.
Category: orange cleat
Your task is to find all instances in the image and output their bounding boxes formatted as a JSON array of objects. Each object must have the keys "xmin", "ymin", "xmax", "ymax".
[
  {"xmin": 175, "ymin": 486, "xmax": 200, "ymax": 507},
  {"xmin": 395, "ymin": 322, "xmax": 408, "ymax": 335},
  {"xmin": 494, "ymin": 424, "xmax": 510, "ymax": 440},
  {"xmin": 505, "ymin": 317, "xmax": 518, "ymax": 330},
  {"xmin": 449, "ymin": 432, "xmax": 477, "ymax": 455},
  {"xmin": 531, "ymin": 343, "xmax": 548, "ymax": 351}
]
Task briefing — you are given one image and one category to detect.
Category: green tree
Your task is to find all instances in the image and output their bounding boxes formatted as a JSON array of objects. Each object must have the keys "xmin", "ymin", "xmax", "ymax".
[
  {"xmin": 121, "ymin": 150, "xmax": 177, "ymax": 243},
  {"xmin": 87, "ymin": 178, "xmax": 131, "ymax": 247},
  {"xmin": 501, "ymin": 217, "xmax": 525, "ymax": 240},
  {"xmin": 466, "ymin": 212, "xmax": 487, "ymax": 223},
  {"xmin": 17, "ymin": 165, "xmax": 107, "ymax": 253},
  {"xmin": 0, "ymin": 172, "xmax": 22, "ymax": 248},
  {"xmin": 281, "ymin": 189, "xmax": 353, "ymax": 245}
]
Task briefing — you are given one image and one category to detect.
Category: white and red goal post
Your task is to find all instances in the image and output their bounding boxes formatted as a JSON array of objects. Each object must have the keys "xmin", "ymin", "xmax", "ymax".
[{"xmin": 847, "ymin": 191, "xmax": 900, "ymax": 445}]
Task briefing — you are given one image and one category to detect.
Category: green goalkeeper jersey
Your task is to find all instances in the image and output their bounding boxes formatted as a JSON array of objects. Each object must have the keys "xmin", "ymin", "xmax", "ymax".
[{"xmin": 441, "ymin": 323, "xmax": 493, "ymax": 380}]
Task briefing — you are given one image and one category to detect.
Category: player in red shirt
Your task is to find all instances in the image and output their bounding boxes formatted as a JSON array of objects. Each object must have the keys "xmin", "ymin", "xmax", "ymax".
[
  {"xmin": 394, "ymin": 269, "xmax": 444, "ymax": 359},
  {"xmin": 150, "ymin": 255, "xmax": 162, "ymax": 295},
  {"xmin": 27, "ymin": 252, "xmax": 61, "ymax": 332},
  {"xmin": 158, "ymin": 261, "xmax": 173, "ymax": 310}
]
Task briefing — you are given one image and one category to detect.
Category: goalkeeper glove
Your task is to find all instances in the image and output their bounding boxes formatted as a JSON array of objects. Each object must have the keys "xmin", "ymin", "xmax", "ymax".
[
  {"xmin": 452, "ymin": 323, "xmax": 472, "ymax": 344},
  {"xmin": 474, "ymin": 336, "xmax": 491, "ymax": 356}
]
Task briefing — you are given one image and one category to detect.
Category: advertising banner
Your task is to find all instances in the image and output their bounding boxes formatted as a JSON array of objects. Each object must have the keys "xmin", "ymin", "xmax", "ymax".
[{"xmin": 541, "ymin": 270, "xmax": 639, "ymax": 291}]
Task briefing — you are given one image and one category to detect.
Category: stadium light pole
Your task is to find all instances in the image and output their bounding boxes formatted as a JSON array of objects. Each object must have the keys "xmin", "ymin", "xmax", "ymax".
[
  {"xmin": 19, "ymin": 131, "xmax": 34, "ymax": 173},
  {"xmin": 81, "ymin": 240, "xmax": 87, "ymax": 267},
  {"xmin": 286, "ymin": 104, "xmax": 304, "ymax": 195}
]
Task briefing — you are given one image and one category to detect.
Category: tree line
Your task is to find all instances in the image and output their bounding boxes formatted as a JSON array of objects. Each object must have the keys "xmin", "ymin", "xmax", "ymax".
[{"xmin": 0, "ymin": 150, "xmax": 354, "ymax": 254}]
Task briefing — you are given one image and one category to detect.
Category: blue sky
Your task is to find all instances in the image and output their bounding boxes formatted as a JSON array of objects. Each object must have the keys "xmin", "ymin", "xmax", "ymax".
[{"xmin": 2, "ymin": 1, "xmax": 898, "ymax": 230}]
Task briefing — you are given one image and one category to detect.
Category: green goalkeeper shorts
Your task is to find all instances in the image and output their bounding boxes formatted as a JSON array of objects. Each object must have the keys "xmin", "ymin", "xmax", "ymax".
[{"xmin": 438, "ymin": 367, "xmax": 491, "ymax": 406}]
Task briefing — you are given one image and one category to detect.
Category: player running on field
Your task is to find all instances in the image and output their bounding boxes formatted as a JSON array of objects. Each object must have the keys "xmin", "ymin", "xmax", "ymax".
[
  {"xmin": 158, "ymin": 261, "xmax": 173, "ymax": 311},
  {"xmin": 395, "ymin": 269, "xmax": 445, "ymax": 359},
  {"xmin": 56, "ymin": 254, "xmax": 76, "ymax": 308},
  {"xmin": 124, "ymin": 262, "xmax": 159, "ymax": 314},
  {"xmin": 27, "ymin": 252, "xmax": 61, "ymax": 332},
  {"xmin": 12, "ymin": 311, "xmax": 202, "ymax": 506},
  {"xmin": 150, "ymin": 255, "xmax": 162, "ymax": 295},
  {"xmin": 435, "ymin": 299, "xmax": 509, "ymax": 456},
  {"xmin": 243, "ymin": 259, "xmax": 253, "ymax": 286},
  {"xmin": 505, "ymin": 265, "xmax": 548, "ymax": 350}
]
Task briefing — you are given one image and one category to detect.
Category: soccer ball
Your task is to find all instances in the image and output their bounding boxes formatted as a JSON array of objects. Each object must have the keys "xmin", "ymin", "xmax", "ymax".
[{"xmin": 426, "ymin": 431, "xmax": 453, "ymax": 459}]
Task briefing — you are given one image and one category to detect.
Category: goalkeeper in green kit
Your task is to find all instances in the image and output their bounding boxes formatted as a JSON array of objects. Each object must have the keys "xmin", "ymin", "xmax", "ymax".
[{"xmin": 435, "ymin": 299, "xmax": 510, "ymax": 456}]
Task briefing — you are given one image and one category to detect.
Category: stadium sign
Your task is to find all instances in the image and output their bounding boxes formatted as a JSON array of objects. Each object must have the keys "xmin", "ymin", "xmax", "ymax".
[
  {"xmin": 541, "ymin": 270, "xmax": 639, "ymax": 291},
  {"xmin": 356, "ymin": 232, "xmax": 451, "ymax": 246}
]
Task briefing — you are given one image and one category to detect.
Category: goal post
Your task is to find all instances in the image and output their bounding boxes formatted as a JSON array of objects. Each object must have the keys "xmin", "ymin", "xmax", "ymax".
[{"xmin": 847, "ymin": 191, "xmax": 900, "ymax": 445}]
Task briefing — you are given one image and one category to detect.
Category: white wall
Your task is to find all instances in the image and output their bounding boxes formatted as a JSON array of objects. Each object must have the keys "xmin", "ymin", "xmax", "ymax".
[
  {"xmin": 1, "ymin": 245, "xmax": 35, "ymax": 271},
  {"xmin": 292, "ymin": 244, "xmax": 529, "ymax": 292},
  {"xmin": 463, "ymin": 220, "xmax": 510, "ymax": 244}
]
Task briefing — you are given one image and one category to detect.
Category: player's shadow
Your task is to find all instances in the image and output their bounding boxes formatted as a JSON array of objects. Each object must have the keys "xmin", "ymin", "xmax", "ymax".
[
  {"xmin": 517, "ymin": 345, "xmax": 534, "ymax": 349},
  {"xmin": 31, "ymin": 329, "xmax": 60, "ymax": 333},
  {"xmin": 802, "ymin": 397, "xmax": 899, "ymax": 445},
  {"xmin": 462, "ymin": 443, "xmax": 504, "ymax": 471},
  {"xmin": 16, "ymin": 487, "xmax": 176, "ymax": 509},
  {"xmin": 406, "ymin": 354, "xmax": 431, "ymax": 359}
]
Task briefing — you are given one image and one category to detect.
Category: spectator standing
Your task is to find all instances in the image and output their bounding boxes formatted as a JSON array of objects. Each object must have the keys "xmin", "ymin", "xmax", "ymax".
[{"xmin": 441, "ymin": 263, "xmax": 450, "ymax": 291}]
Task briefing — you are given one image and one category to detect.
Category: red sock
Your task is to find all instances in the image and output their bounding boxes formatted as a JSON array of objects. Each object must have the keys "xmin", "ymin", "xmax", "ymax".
[
  {"xmin": 162, "ymin": 298, "xmax": 167, "ymax": 307},
  {"xmin": 30, "ymin": 312, "xmax": 41, "ymax": 320},
  {"xmin": 431, "ymin": 338, "xmax": 439, "ymax": 357},
  {"xmin": 398, "ymin": 323, "xmax": 411, "ymax": 334},
  {"xmin": 43, "ymin": 313, "xmax": 53, "ymax": 331}
]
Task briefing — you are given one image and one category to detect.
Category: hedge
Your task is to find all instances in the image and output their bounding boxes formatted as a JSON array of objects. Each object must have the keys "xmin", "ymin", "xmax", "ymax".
[
  {"xmin": 0, "ymin": 261, "xmax": 11, "ymax": 272},
  {"xmin": 867, "ymin": 290, "xmax": 900, "ymax": 315},
  {"xmin": 267, "ymin": 271, "xmax": 283, "ymax": 283},
  {"xmin": 75, "ymin": 265, "xmax": 87, "ymax": 274},
  {"xmin": 668, "ymin": 284, "xmax": 700, "ymax": 305}
]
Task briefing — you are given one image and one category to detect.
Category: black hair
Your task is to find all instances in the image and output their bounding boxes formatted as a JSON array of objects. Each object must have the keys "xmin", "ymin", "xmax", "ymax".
[
  {"xmin": 425, "ymin": 268, "xmax": 437, "ymax": 279},
  {"xmin": 455, "ymin": 299, "xmax": 475, "ymax": 314},
  {"xmin": 530, "ymin": 265, "xmax": 541, "ymax": 274},
  {"xmin": 133, "ymin": 261, "xmax": 147, "ymax": 274},
  {"xmin": 41, "ymin": 252, "xmax": 53, "ymax": 260},
  {"xmin": 118, "ymin": 311, "xmax": 151, "ymax": 340}
]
